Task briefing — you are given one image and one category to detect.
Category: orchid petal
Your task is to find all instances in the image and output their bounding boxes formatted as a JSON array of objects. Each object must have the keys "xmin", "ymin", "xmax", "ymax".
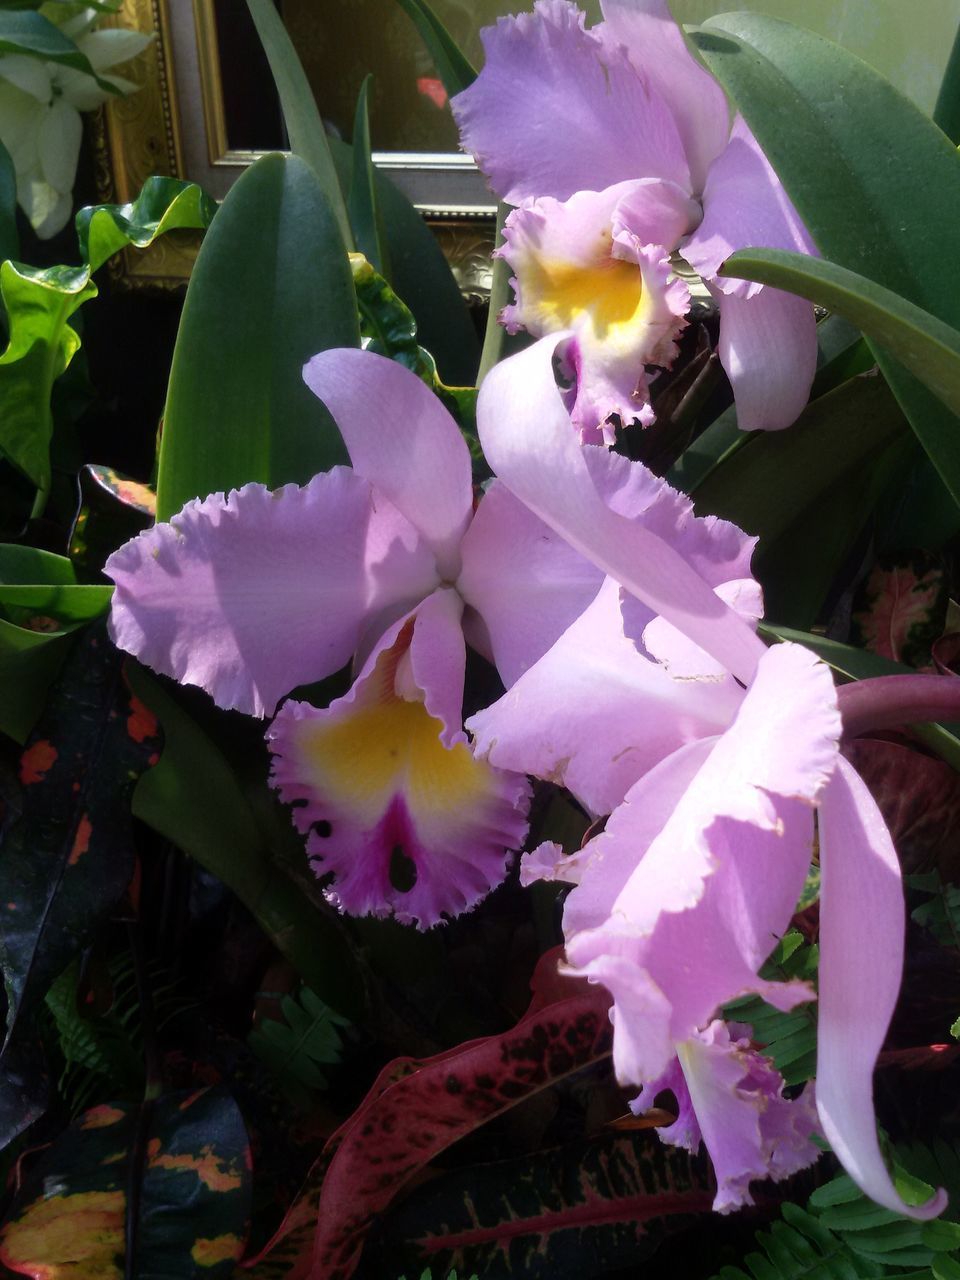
[
  {"xmin": 477, "ymin": 333, "xmax": 766, "ymax": 685},
  {"xmin": 18, "ymin": 172, "xmax": 72, "ymax": 239},
  {"xmin": 77, "ymin": 27, "xmax": 153, "ymax": 73},
  {"xmin": 0, "ymin": 56, "xmax": 51, "ymax": 104},
  {"xmin": 635, "ymin": 1023, "xmax": 820, "ymax": 1213},
  {"xmin": 599, "ymin": 0, "xmax": 730, "ymax": 194},
  {"xmin": 817, "ymin": 759, "xmax": 947, "ymax": 1218},
  {"xmin": 303, "ymin": 348, "xmax": 472, "ymax": 579},
  {"xmin": 451, "ymin": 0, "xmax": 688, "ymax": 204},
  {"xmin": 106, "ymin": 470, "xmax": 437, "ymax": 718},
  {"xmin": 714, "ymin": 283, "xmax": 818, "ymax": 432},
  {"xmin": 267, "ymin": 599, "xmax": 530, "ymax": 928},
  {"xmin": 457, "ymin": 479, "xmax": 603, "ymax": 686},
  {"xmin": 641, "ymin": 577, "xmax": 763, "ymax": 679},
  {"xmin": 684, "ymin": 117, "xmax": 816, "ymax": 298},
  {"xmin": 565, "ymin": 643, "xmax": 838, "ymax": 1081},
  {"xmin": 467, "ymin": 579, "xmax": 741, "ymax": 816}
]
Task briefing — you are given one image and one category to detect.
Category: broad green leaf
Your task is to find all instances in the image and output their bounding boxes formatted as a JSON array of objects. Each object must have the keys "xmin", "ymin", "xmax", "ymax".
[
  {"xmin": 0, "ymin": 263, "xmax": 95, "ymax": 493},
  {"xmin": 128, "ymin": 663, "xmax": 367, "ymax": 1021},
  {"xmin": 693, "ymin": 373, "xmax": 909, "ymax": 626},
  {"xmin": 245, "ymin": 0, "xmax": 352, "ymax": 250},
  {"xmin": 155, "ymin": 152, "xmax": 358, "ymax": 520},
  {"xmin": 327, "ymin": 134, "xmax": 480, "ymax": 386},
  {"xmin": 935, "ymin": 19, "xmax": 960, "ymax": 143},
  {"xmin": 0, "ymin": 617, "xmax": 70, "ymax": 743},
  {"xmin": 348, "ymin": 76, "xmax": 390, "ymax": 278},
  {"xmin": 0, "ymin": 624, "xmax": 161, "ymax": 1051},
  {"xmin": 0, "ymin": 11, "xmax": 122, "ymax": 92},
  {"xmin": 0, "ymin": 1089, "xmax": 250, "ymax": 1279},
  {"xmin": 0, "ymin": 544, "xmax": 112, "ymax": 628},
  {"xmin": 723, "ymin": 248, "xmax": 960, "ymax": 441},
  {"xmin": 76, "ymin": 175, "xmax": 217, "ymax": 273},
  {"xmin": 391, "ymin": 0, "xmax": 477, "ymax": 98},
  {"xmin": 694, "ymin": 16, "xmax": 960, "ymax": 506}
]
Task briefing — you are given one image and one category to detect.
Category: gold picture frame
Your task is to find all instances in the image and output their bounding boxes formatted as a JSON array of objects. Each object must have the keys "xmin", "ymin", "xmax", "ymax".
[{"xmin": 93, "ymin": 0, "xmax": 497, "ymax": 296}]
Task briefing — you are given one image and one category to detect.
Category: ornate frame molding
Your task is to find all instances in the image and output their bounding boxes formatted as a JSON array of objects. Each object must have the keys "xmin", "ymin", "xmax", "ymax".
[{"xmin": 92, "ymin": 0, "xmax": 497, "ymax": 296}]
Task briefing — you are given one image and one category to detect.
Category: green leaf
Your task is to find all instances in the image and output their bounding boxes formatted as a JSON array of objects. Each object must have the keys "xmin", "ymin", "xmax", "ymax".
[
  {"xmin": 0, "ymin": 1089, "xmax": 250, "ymax": 1278},
  {"xmin": 934, "ymin": 20, "xmax": 960, "ymax": 144},
  {"xmin": 127, "ymin": 663, "xmax": 367, "ymax": 1022},
  {"xmin": 692, "ymin": 373, "xmax": 909, "ymax": 627},
  {"xmin": 155, "ymin": 152, "xmax": 358, "ymax": 521},
  {"xmin": 391, "ymin": 0, "xmax": 477, "ymax": 98},
  {"xmin": 0, "ymin": 263, "xmax": 95, "ymax": 492},
  {"xmin": 67, "ymin": 464, "xmax": 156, "ymax": 580},
  {"xmin": 0, "ymin": 617, "xmax": 70, "ymax": 743},
  {"xmin": 722, "ymin": 248, "xmax": 960, "ymax": 488},
  {"xmin": 249, "ymin": 985, "xmax": 349, "ymax": 1105},
  {"xmin": 349, "ymin": 76, "xmax": 390, "ymax": 278},
  {"xmin": 724, "ymin": 932, "xmax": 818, "ymax": 1086},
  {"xmin": 0, "ymin": 544, "xmax": 112, "ymax": 630},
  {"xmin": 693, "ymin": 15, "xmax": 960, "ymax": 511},
  {"xmin": 76, "ymin": 175, "xmax": 218, "ymax": 274},
  {"xmin": 245, "ymin": 0, "xmax": 352, "ymax": 250},
  {"xmin": 0, "ymin": 11, "xmax": 122, "ymax": 92},
  {"xmin": 0, "ymin": 140, "xmax": 18, "ymax": 270},
  {"xmin": 0, "ymin": 625, "xmax": 162, "ymax": 1052}
]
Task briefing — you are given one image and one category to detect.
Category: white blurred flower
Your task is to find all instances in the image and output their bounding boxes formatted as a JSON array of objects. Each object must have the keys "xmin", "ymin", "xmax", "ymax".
[{"xmin": 0, "ymin": 8, "xmax": 152, "ymax": 238}]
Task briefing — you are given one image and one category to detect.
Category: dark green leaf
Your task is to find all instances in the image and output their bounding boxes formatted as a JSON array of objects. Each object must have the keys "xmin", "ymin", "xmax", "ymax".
[
  {"xmin": 349, "ymin": 76, "xmax": 390, "ymax": 277},
  {"xmin": 155, "ymin": 152, "xmax": 358, "ymax": 520},
  {"xmin": 0, "ymin": 617, "xmax": 71, "ymax": 743},
  {"xmin": 391, "ymin": 0, "xmax": 477, "ymax": 98},
  {"xmin": 0, "ymin": 11, "xmax": 122, "ymax": 92},
  {"xmin": 245, "ymin": 0, "xmax": 352, "ymax": 249},
  {"xmin": 934, "ymin": 19, "xmax": 960, "ymax": 143},
  {"xmin": 0, "ymin": 1088, "xmax": 250, "ymax": 1278},
  {"xmin": 0, "ymin": 139, "xmax": 18, "ymax": 269},
  {"xmin": 127, "ymin": 663, "xmax": 367, "ymax": 1021},
  {"xmin": 693, "ymin": 373, "xmax": 909, "ymax": 627},
  {"xmin": 374, "ymin": 1132, "xmax": 709, "ymax": 1280},
  {"xmin": 76, "ymin": 175, "xmax": 218, "ymax": 274},
  {"xmin": 249, "ymin": 984, "xmax": 349, "ymax": 1105},
  {"xmin": 0, "ymin": 544, "xmax": 112, "ymax": 630},
  {"xmin": 693, "ymin": 15, "xmax": 960, "ymax": 510},
  {"xmin": 0, "ymin": 625, "xmax": 162, "ymax": 1050}
]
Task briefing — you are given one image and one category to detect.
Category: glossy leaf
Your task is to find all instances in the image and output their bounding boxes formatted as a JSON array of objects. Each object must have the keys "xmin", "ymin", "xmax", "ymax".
[
  {"xmin": 127, "ymin": 663, "xmax": 367, "ymax": 1022},
  {"xmin": 0, "ymin": 625, "xmax": 162, "ymax": 1050},
  {"xmin": 935, "ymin": 19, "xmax": 960, "ymax": 144},
  {"xmin": 68, "ymin": 464, "xmax": 156, "ymax": 579},
  {"xmin": 693, "ymin": 15, "xmax": 960, "ymax": 508},
  {"xmin": 391, "ymin": 0, "xmax": 477, "ymax": 98},
  {"xmin": 0, "ymin": 263, "xmax": 95, "ymax": 492},
  {"xmin": 0, "ymin": 139, "xmax": 18, "ymax": 272},
  {"xmin": 722, "ymin": 249, "xmax": 960, "ymax": 470},
  {"xmin": 349, "ymin": 76, "xmax": 390, "ymax": 278},
  {"xmin": 0, "ymin": 544, "xmax": 112, "ymax": 630},
  {"xmin": 0, "ymin": 10, "xmax": 122, "ymax": 92},
  {"xmin": 245, "ymin": 0, "xmax": 352, "ymax": 249},
  {"xmin": 0, "ymin": 1089, "xmax": 251, "ymax": 1279},
  {"xmin": 849, "ymin": 552, "xmax": 948, "ymax": 669},
  {"xmin": 373, "ymin": 1132, "xmax": 709, "ymax": 1280},
  {"xmin": 693, "ymin": 373, "xmax": 909, "ymax": 626},
  {"xmin": 155, "ymin": 152, "xmax": 358, "ymax": 520},
  {"xmin": 0, "ymin": 1036, "xmax": 48, "ymax": 1152},
  {"xmin": 0, "ymin": 616, "xmax": 71, "ymax": 743},
  {"xmin": 76, "ymin": 176, "xmax": 218, "ymax": 274}
]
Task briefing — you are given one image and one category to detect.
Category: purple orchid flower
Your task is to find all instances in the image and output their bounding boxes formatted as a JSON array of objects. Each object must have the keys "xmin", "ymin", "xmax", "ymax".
[
  {"xmin": 463, "ymin": 334, "xmax": 946, "ymax": 1217},
  {"xmin": 452, "ymin": 0, "xmax": 818, "ymax": 440}
]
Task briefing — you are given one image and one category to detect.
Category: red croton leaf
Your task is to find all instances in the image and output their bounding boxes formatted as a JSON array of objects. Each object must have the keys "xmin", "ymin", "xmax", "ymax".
[
  {"xmin": 244, "ymin": 953, "xmax": 613, "ymax": 1280},
  {"xmin": 849, "ymin": 550, "xmax": 948, "ymax": 669}
]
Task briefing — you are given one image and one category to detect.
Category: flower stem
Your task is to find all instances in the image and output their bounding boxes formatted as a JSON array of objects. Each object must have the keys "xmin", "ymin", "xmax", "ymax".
[{"xmin": 837, "ymin": 674, "xmax": 960, "ymax": 739}]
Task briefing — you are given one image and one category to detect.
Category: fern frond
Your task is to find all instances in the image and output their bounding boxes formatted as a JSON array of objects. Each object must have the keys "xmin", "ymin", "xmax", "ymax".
[
  {"xmin": 907, "ymin": 872, "xmax": 960, "ymax": 949},
  {"xmin": 249, "ymin": 984, "xmax": 349, "ymax": 1104},
  {"xmin": 725, "ymin": 931, "xmax": 819, "ymax": 1085}
]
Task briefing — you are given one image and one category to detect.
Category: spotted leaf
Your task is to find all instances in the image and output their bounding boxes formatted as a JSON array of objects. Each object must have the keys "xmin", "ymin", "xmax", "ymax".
[
  {"xmin": 0, "ymin": 1088, "xmax": 250, "ymax": 1279},
  {"xmin": 0, "ymin": 622, "xmax": 162, "ymax": 1053},
  {"xmin": 850, "ymin": 551, "xmax": 948, "ymax": 669}
]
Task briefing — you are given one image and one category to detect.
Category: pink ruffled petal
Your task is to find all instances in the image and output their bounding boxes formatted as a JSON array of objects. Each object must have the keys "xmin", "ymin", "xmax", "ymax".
[
  {"xmin": 457, "ymin": 479, "xmax": 603, "ymax": 686},
  {"xmin": 106, "ymin": 470, "xmax": 434, "ymax": 718},
  {"xmin": 302, "ymin": 348, "xmax": 473, "ymax": 578},
  {"xmin": 714, "ymin": 283, "xmax": 819, "ymax": 433},
  {"xmin": 684, "ymin": 115, "xmax": 818, "ymax": 297},
  {"xmin": 641, "ymin": 577, "xmax": 764, "ymax": 680},
  {"xmin": 467, "ymin": 578, "xmax": 741, "ymax": 817},
  {"xmin": 477, "ymin": 333, "xmax": 767, "ymax": 685},
  {"xmin": 817, "ymin": 759, "xmax": 947, "ymax": 1218},
  {"xmin": 599, "ymin": 0, "xmax": 730, "ymax": 195},
  {"xmin": 452, "ymin": 0, "xmax": 689, "ymax": 204},
  {"xmin": 267, "ymin": 596, "xmax": 530, "ymax": 929},
  {"xmin": 634, "ymin": 1023, "xmax": 820, "ymax": 1213},
  {"xmin": 499, "ymin": 184, "xmax": 691, "ymax": 441},
  {"xmin": 565, "ymin": 643, "xmax": 839, "ymax": 1082}
]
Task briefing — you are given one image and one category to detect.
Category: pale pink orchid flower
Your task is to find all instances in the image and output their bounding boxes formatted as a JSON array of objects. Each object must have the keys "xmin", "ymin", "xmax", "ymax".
[
  {"xmin": 452, "ymin": 0, "xmax": 818, "ymax": 440},
  {"xmin": 105, "ymin": 343, "xmax": 755, "ymax": 928},
  {"xmin": 465, "ymin": 333, "xmax": 945, "ymax": 1218}
]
